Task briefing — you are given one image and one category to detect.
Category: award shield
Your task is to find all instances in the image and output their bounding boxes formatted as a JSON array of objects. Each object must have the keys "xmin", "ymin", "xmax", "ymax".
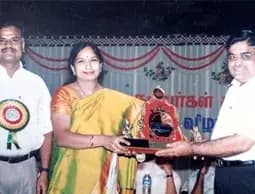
[{"xmin": 122, "ymin": 86, "xmax": 183, "ymax": 154}]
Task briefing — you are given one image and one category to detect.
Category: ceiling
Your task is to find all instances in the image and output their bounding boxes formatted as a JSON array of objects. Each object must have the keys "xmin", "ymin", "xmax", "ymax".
[{"xmin": 0, "ymin": 0, "xmax": 254, "ymax": 36}]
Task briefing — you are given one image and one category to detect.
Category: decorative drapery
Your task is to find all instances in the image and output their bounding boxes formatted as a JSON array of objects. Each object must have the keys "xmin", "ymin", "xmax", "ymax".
[
  {"xmin": 23, "ymin": 35, "xmax": 230, "ymax": 139},
  {"xmin": 26, "ymin": 45, "xmax": 224, "ymax": 71}
]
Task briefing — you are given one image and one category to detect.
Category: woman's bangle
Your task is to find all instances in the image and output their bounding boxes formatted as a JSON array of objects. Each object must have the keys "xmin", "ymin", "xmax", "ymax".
[
  {"xmin": 90, "ymin": 135, "xmax": 94, "ymax": 147},
  {"xmin": 166, "ymin": 174, "xmax": 173, "ymax": 178}
]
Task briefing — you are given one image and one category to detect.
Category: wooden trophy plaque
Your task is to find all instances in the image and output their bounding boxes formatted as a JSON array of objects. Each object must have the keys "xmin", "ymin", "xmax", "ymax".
[{"xmin": 122, "ymin": 86, "xmax": 183, "ymax": 154}]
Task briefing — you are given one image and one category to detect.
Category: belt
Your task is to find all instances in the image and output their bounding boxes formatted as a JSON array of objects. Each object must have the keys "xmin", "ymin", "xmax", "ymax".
[
  {"xmin": 215, "ymin": 159, "xmax": 255, "ymax": 167},
  {"xmin": 0, "ymin": 150, "xmax": 39, "ymax": 163}
]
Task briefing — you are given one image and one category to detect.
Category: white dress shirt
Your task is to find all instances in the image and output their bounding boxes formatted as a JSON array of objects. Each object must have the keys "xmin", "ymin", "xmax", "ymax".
[
  {"xmin": 0, "ymin": 64, "xmax": 52, "ymax": 156},
  {"xmin": 211, "ymin": 76, "xmax": 255, "ymax": 161}
]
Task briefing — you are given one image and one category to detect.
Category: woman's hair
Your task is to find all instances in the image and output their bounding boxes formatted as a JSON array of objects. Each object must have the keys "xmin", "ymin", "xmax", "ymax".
[
  {"xmin": 66, "ymin": 41, "xmax": 104, "ymax": 83},
  {"xmin": 68, "ymin": 41, "xmax": 104, "ymax": 66},
  {"xmin": 226, "ymin": 30, "xmax": 255, "ymax": 50}
]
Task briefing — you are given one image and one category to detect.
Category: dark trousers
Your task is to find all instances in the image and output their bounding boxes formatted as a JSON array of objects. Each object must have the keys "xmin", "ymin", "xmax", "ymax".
[{"xmin": 215, "ymin": 164, "xmax": 255, "ymax": 194}]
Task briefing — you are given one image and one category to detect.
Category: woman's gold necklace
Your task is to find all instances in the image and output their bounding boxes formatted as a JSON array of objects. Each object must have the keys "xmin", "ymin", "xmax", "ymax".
[{"xmin": 76, "ymin": 81, "xmax": 100, "ymax": 97}]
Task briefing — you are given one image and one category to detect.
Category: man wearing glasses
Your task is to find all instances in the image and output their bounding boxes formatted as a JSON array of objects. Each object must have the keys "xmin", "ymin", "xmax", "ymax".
[
  {"xmin": 156, "ymin": 30, "xmax": 255, "ymax": 194},
  {"xmin": 0, "ymin": 23, "xmax": 52, "ymax": 194}
]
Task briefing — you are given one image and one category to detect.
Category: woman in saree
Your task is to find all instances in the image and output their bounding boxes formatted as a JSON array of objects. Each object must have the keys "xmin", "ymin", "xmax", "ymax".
[{"xmin": 48, "ymin": 42, "xmax": 143, "ymax": 194}]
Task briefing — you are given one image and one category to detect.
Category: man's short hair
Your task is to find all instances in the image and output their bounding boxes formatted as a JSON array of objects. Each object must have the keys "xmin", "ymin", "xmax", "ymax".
[
  {"xmin": 226, "ymin": 30, "xmax": 255, "ymax": 50},
  {"xmin": 0, "ymin": 22, "xmax": 24, "ymax": 38}
]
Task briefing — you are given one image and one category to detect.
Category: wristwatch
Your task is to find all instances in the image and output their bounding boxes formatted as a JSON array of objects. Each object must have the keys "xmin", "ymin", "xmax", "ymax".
[
  {"xmin": 40, "ymin": 167, "xmax": 49, "ymax": 173},
  {"xmin": 166, "ymin": 174, "xmax": 173, "ymax": 178}
]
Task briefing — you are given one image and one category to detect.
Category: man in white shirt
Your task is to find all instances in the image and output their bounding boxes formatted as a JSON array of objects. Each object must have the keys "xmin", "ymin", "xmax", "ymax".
[
  {"xmin": 156, "ymin": 30, "xmax": 255, "ymax": 194},
  {"xmin": 0, "ymin": 23, "xmax": 52, "ymax": 194}
]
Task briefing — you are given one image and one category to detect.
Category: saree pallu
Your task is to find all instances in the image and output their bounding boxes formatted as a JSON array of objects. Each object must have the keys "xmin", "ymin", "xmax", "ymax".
[{"xmin": 48, "ymin": 87, "xmax": 143, "ymax": 194}]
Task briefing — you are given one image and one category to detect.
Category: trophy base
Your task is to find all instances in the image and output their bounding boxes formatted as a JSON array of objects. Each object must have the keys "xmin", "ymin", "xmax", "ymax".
[{"xmin": 123, "ymin": 138, "xmax": 167, "ymax": 154}]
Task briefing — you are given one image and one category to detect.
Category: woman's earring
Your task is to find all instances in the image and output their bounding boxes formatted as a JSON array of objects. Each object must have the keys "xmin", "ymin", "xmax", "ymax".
[
  {"xmin": 99, "ymin": 63, "xmax": 103, "ymax": 72},
  {"xmin": 71, "ymin": 65, "xmax": 76, "ymax": 75}
]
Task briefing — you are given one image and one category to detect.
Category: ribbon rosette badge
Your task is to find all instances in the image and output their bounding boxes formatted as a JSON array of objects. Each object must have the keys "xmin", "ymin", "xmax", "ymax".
[{"xmin": 0, "ymin": 99, "xmax": 30, "ymax": 149}]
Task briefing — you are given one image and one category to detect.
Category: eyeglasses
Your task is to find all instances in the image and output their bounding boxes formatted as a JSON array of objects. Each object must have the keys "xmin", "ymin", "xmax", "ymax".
[
  {"xmin": 0, "ymin": 37, "xmax": 22, "ymax": 45},
  {"xmin": 227, "ymin": 52, "xmax": 254, "ymax": 62}
]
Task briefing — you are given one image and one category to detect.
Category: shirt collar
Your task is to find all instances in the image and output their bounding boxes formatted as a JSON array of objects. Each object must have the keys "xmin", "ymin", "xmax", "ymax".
[
  {"xmin": 0, "ymin": 62, "xmax": 23, "ymax": 78},
  {"xmin": 231, "ymin": 76, "xmax": 255, "ymax": 87}
]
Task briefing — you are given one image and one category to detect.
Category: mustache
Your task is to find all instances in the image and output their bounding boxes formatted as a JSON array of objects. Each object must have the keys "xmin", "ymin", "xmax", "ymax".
[{"xmin": 1, "ymin": 47, "xmax": 17, "ymax": 53}]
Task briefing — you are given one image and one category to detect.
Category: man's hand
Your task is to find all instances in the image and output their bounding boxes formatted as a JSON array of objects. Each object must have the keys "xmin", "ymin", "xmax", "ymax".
[
  {"xmin": 36, "ymin": 172, "xmax": 48, "ymax": 194},
  {"xmin": 155, "ymin": 141, "xmax": 193, "ymax": 157}
]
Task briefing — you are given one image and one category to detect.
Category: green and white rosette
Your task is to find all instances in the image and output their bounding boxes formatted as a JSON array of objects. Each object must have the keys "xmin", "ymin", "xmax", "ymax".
[{"xmin": 0, "ymin": 99, "xmax": 30, "ymax": 149}]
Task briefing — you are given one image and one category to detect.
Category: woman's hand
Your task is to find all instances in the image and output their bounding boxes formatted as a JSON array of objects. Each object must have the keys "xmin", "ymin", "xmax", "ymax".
[{"xmin": 103, "ymin": 136, "xmax": 131, "ymax": 154}]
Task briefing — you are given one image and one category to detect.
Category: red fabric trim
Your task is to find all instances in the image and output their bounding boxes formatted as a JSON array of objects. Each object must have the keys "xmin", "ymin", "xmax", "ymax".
[
  {"xmin": 162, "ymin": 47, "xmax": 224, "ymax": 70},
  {"xmin": 100, "ymin": 46, "xmax": 159, "ymax": 62},
  {"xmin": 26, "ymin": 47, "xmax": 68, "ymax": 62},
  {"xmin": 26, "ymin": 49, "xmax": 68, "ymax": 71},
  {"xmin": 163, "ymin": 45, "xmax": 224, "ymax": 61},
  {"xmin": 104, "ymin": 48, "xmax": 160, "ymax": 70}
]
